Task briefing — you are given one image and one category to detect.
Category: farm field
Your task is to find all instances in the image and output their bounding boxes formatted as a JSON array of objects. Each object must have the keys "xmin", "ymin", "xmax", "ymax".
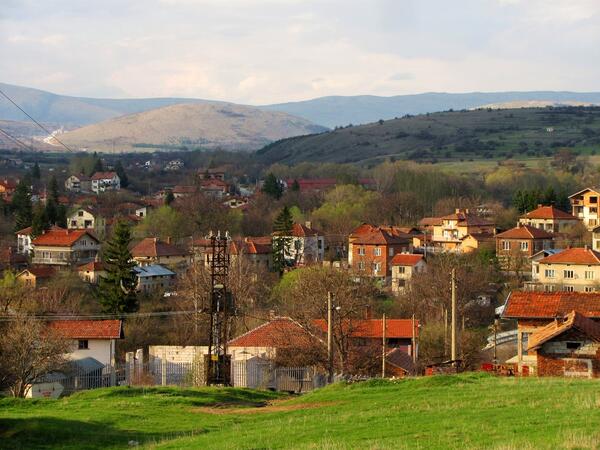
[{"xmin": 2, "ymin": 373, "xmax": 600, "ymax": 449}]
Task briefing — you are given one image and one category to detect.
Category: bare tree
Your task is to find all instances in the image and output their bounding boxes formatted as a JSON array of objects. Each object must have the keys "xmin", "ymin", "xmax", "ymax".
[{"xmin": 0, "ymin": 318, "xmax": 70, "ymax": 397}]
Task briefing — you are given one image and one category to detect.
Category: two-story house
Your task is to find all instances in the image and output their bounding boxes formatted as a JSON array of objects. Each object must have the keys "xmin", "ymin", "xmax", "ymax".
[
  {"xmin": 15, "ymin": 226, "xmax": 34, "ymax": 255},
  {"xmin": 495, "ymin": 224, "xmax": 554, "ymax": 272},
  {"xmin": 390, "ymin": 254, "xmax": 426, "ymax": 294},
  {"xmin": 31, "ymin": 228, "xmax": 100, "ymax": 267},
  {"xmin": 519, "ymin": 205, "xmax": 580, "ymax": 233},
  {"xmin": 65, "ymin": 174, "xmax": 92, "ymax": 193},
  {"xmin": 131, "ymin": 237, "xmax": 190, "ymax": 271},
  {"xmin": 91, "ymin": 172, "xmax": 120, "ymax": 194},
  {"xmin": 528, "ymin": 247, "xmax": 600, "ymax": 293},
  {"xmin": 272, "ymin": 222, "xmax": 325, "ymax": 266},
  {"xmin": 68, "ymin": 207, "xmax": 97, "ymax": 230},
  {"xmin": 569, "ymin": 187, "xmax": 600, "ymax": 230},
  {"xmin": 231, "ymin": 237, "xmax": 273, "ymax": 271},
  {"xmin": 431, "ymin": 209, "xmax": 495, "ymax": 252},
  {"xmin": 133, "ymin": 264, "xmax": 176, "ymax": 293}
]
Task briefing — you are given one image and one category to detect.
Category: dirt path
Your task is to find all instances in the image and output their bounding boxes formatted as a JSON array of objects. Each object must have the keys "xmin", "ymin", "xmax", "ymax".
[{"xmin": 191, "ymin": 400, "xmax": 339, "ymax": 415}]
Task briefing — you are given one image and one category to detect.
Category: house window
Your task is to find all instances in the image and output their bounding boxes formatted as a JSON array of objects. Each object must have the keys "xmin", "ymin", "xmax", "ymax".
[
  {"xmin": 520, "ymin": 241, "xmax": 529, "ymax": 251},
  {"xmin": 78, "ymin": 211, "xmax": 84, "ymax": 217},
  {"xmin": 566, "ymin": 342, "xmax": 582, "ymax": 350},
  {"xmin": 544, "ymin": 269, "xmax": 555, "ymax": 278},
  {"xmin": 78, "ymin": 340, "xmax": 89, "ymax": 350},
  {"xmin": 373, "ymin": 262, "xmax": 381, "ymax": 274},
  {"xmin": 591, "ymin": 196, "xmax": 598, "ymax": 204},
  {"xmin": 564, "ymin": 285, "xmax": 574, "ymax": 292},
  {"xmin": 502, "ymin": 241, "xmax": 510, "ymax": 251},
  {"xmin": 564, "ymin": 270, "xmax": 574, "ymax": 279},
  {"xmin": 388, "ymin": 247, "xmax": 394, "ymax": 257},
  {"xmin": 358, "ymin": 247, "xmax": 365, "ymax": 256},
  {"xmin": 374, "ymin": 247, "xmax": 381, "ymax": 257},
  {"xmin": 585, "ymin": 271, "xmax": 595, "ymax": 280},
  {"xmin": 398, "ymin": 266, "xmax": 406, "ymax": 274},
  {"xmin": 591, "ymin": 207, "xmax": 598, "ymax": 214},
  {"xmin": 358, "ymin": 262, "xmax": 365, "ymax": 270},
  {"xmin": 585, "ymin": 286, "xmax": 595, "ymax": 293}
]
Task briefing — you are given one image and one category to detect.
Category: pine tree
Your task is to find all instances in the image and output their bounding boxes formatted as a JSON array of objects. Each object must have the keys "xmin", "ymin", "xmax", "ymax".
[
  {"xmin": 115, "ymin": 160, "xmax": 129, "ymax": 188},
  {"xmin": 98, "ymin": 220, "xmax": 138, "ymax": 313},
  {"xmin": 272, "ymin": 206, "xmax": 294, "ymax": 274},
  {"xmin": 12, "ymin": 180, "xmax": 32, "ymax": 232},
  {"xmin": 90, "ymin": 153, "xmax": 104, "ymax": 176},
  {"xmin": 262, "ymin": 173, "xmax": 283, "ymax": 200},
  {"xmin": 164, "ymin": 190, "xmax": 175, "ymax": 206},
  {"xmin": 290, "ymin": 179, "xmax": 300, "ymax": 192},
  {"xmin": 31, "ymin": 162, "xmax": 41, "ymax": 179},
  {"xmin": 31, "ymin": 203, "xmax": 49, "ymax": 237}
]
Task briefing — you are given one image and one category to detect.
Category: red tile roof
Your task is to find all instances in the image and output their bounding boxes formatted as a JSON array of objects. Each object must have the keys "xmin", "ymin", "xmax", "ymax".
[
  {"xmin": 538, "ymin": 247, "xmax": 600, "ymax": 265},
  {"xmin": 390, "ymin": 253, "xmax": 424, "ymax": 266},
  {"xmin": 77, "ymin": 261, "xmax": 105, "ymax": 271},
  {"xmin": 527, "ymin": 311, "xmax": 600, "ymax": 351},
  {"xmin": 231, "ymin": 238, "xmax": 272, "ymax": 255},
  {"xmin": 418, "ymin": 217, "xmax": 443, "ymax": 227},
  {"xmin": 523, "ymin": 205, "xmax": 578, "ymax": 220},
  {"xmin": 31, "ymin": 229, "xmax": 98, "ymax": 247},
  {"xmin": 20, "ymin": 266, "xmax": 56, "ymax": 278},
  {"xmin": 48, "ymin": 319, "xmax": 123, "ymax": 339},
  {"xmin": 351, "ymin": 229, "xmax": 411, "ymax": 245},
  {"xmin": 15, "ymin": 226, "xmax": 33, "ymax": 236},
  {"xmin": 91, "ymin": 171, "xmax": 118, "ymax": 181},
  {"xmin": 312, "ymin": 319, "xmax": 419, "ymax": 338},
  {"xmin": 228, "ymin": 317, "xmax": 317, "ymax": 347},
  {"xmin": 290, "ymin": 223, "xmax": 321, "ymax": 237},
  {"xmin": 131, "ymin": 237, "xmax": 188, "ymax": 257},
  {"xmin": 496, "ymin": 224, "xmax": 553, "ymax": 240},
  {"xmin": 503, "ymin": 291, "xmax": 600, "ymax": 319},
  {"xmin": 440, "ymin": 211, "xmax": 493, "ymax": 227}
]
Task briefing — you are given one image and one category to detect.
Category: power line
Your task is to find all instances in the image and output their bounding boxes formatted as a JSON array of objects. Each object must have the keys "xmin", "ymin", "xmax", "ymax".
[
  {"xmin": 0, "ymin": 127, "xmax": 32, "ymax": 151},
  {"xmin": 0, "ymin": 310, "xmax": 200, "ymax": 322},
  {"xmin": 0, "ymin": 88, "xmax": 74, "ymax": 153}
]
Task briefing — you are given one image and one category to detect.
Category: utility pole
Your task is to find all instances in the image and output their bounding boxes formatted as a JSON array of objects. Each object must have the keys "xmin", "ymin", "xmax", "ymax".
[
  {"xmin": 451, "ymin": 268, "xmax": 457, "ymax": 366},
  {"xmin": 411, "ymin": 314, "xmax": 417, "ymax": 364},
  {"xmin": 493, "ymin": 316, "xmax": 499, "ymax": 366},
  {"xmin": 382, "ymin": 313, "xmax": 386, "ymax": 378},
  {"xmin": 327, "ymin": 291, "xmax": 333, "ymax": 384}
]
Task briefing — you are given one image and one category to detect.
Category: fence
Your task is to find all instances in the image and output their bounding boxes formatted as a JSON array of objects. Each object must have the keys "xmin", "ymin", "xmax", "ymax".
[{"xmin": 32, "ymin": 358, "xmax": 325, "ymax": 398}]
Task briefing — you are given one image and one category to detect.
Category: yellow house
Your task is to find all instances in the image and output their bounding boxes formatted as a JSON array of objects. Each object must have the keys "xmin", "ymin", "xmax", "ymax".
[
  {"xmin": 569, "ymin": 187, "xmax": 600, "ymax": 230},
  {"xmin": 519, "ymin": 205, "xmax": 580, "ymax": 233},
  {"xmin": 16, "ymin": 267, "xmax": 57, "ymax": 288},
  {"xmin": 530, "ymin": 247, "xmax": 600, "ymax": 292},
  {"xmin": 431, "ymin": 209, "xmax": 495, "ymax": 252}
]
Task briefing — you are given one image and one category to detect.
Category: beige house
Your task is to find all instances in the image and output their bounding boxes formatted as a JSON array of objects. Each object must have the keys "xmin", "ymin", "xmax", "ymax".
[
  {"xmin": 569, "ymin": 187, "xmax": 600, "ymax": 230},
  {"xmin": 529, "ymin": 247, "xmax": 600, "ymax": 292},
  {"xmin": 390, "ymin": 254, "xmax": 426, "ymax": 294},
  {"xmin": 16, "ymin": 267, "xmax": 57, "ymax": 288},
  {"xmin": 65, "ymin": 174, "xmax": 91, "ymax": 193},
  {"xmin": 431, "ymin": 209, "xmax": 495, "ymax": 252},
  {"xmin": 131, "ymin": 237, "xmax": 191, "ymax": 271},
  {"xmin": 77, "ymin": 261, "xmax": 106, "ymax": 284},
  {"xmin": 519, "ymin": 205, "xmax": 579, "ymax": 233},
  {"xmin": 31, "ymin": 229, "xmax": 100, "ymax": 267}
]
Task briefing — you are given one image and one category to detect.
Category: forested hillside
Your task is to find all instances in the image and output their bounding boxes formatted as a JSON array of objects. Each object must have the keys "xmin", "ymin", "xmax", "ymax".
[{"xmin": 257, "ymin": 106, "xmax": 600, "ymax": 165}]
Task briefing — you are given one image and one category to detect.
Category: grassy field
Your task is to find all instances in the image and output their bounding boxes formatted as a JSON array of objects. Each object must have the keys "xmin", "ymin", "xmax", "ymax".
[{"xmin": 2, "ymin": 374, "xmax": 600, "ymax": 449}]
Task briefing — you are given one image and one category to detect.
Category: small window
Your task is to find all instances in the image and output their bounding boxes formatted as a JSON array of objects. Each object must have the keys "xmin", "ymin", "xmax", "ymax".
[
  {"xmin": 585, "ymin": 286, "xmax": 595, "ymax": 293},
  {"xmin": 590, "ymin": 196, "xmax": 598, "ymax": 204},
  {"xmin": 78, "ymin": 211, "xmax": 84, "ymax": 217},
  {"xmin": 566, "ymin": 342, "xmax": 581, "ymax": 350},
  {"xmin": 358, "ymin": 247, "xmax": 365, "ymax": 256},
  {"xmin": 564, "ymin": 285, "xmax": 574, "ymax": 292},
  {"xmin": 502, "ymin": 241, "xmax": 510, "ymax": 251},
  {"xmin": 520, "ymin": 241, "xmax": 529, "ymax": 251},
  {"xmin": 564, "ymin": 270, "xmax": 574, "ymax": 279},
  {"xmin": 78, "ymin": 340, "xmax": 89, "ymax": 350},
  {"xmin": 544, "ymin": 269, "xmax": 555, "ymax": 278},
  {"xmin": 388, "ymin": 247, "xmax": 394, "ymax": 257},
  {"xmin": 374, "ymin": 247, "xmax": 381, "ymax": 257},
  {"xmin": 585, "ymin": 271, "xmax": 595, "ymax": 280},
  {"xmin": 398, "ymin": 266, "xmax": 406, "ymax": 274}
]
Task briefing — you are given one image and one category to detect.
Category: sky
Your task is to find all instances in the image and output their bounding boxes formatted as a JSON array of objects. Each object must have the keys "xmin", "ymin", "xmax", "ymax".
[{"xmin": 1, "ymin": 0, "xmax": 600, "ymax": 104}]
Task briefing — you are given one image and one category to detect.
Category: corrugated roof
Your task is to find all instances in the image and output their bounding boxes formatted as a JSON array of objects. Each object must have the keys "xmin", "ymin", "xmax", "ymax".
[
  {"xmin": 538, "ymin": 247, "xmax": 600, "ymax": 265},
  {"xmin": 48, "ymin": 319, "xmax": 123, "ymax": 339},
  {"xmin": 133, "ymin": 264, "xmax": 175, "ymax": 277},
  {"xmin": 527, "ymin": 311, "xmax": 600, "ymax": 350},
  {"xmin": 503, "ymin": 291, "xmax": 600, "ymax": 319}
]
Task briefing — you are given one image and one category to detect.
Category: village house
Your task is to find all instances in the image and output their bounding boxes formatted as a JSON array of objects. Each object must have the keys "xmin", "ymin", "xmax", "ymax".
[
  {"xmin": 199, "ymin": 178, "xmax": 229, "ymax": 198},
  {"xmin": 31, "ymin": 228, "xmax": 100, "ymax": 267},
  {"xmin": 0, "ymin": 178, "xmax": 17, "ymax": 199},
  {"xmin": 15, "ymin": 226, "xmax": 34, "ymax": 255},
  {"xmin": 67, "ymin": 207, "xmax": 102, "ymax": 231},
  {"xmin": 170, "ymin": 185, "xmax": 197, "ymax": 199},
  {"xmin": 518, "ymin": 205, "xmax": 579, "ymax": 233},
  {"xmin": 131, "ymin": 237, "xmax": 190, "ymax": 271},
  {"xmin": 528, "ymin": 247, "xmax": 600, "ymax": 293},
  {"xmin": 430, "ymin": 209, "xmax": 495, "ymax": 252},
  {"xmin": 231, "ymin": 237, "xmax": 273, "ymax": 271},
  {"xmin": 502, "ymin": 291, "xmax": 600, "ymax": 376},
  {"xmin": 91, "ymin": 172, "xmax": 120, "ymax": 194},
  {"xmin": 569, "ymin": 187, "xmax": 600, "ymax": 230},
  {"xmin": 49, "ymin": 319, "xmax": 123, "ymax": 366},
  {"xmin": 390, "ymin": 254, "xmax": 426, "ymax": 294},
  {"xmin": 133, "ymin": 264, "xmax": 176, "ymax": 293},
  {"xmin": 77, "ymin": 261, "xmax": 106, "ymax": 284},
  {"xmin": 348, "ymin": 224, "xmax": 413, "ymax": 281},
  {"xmin": 16, "ymin": 266, "xmax": 57, "ymax": 288},
  {"xmin": 495, "ymin": 224, "xmax": 554, "ymax": 272},
  {"xmin": 460, "ymin": 232, "xmax": 496, "ymax": 253},
  {"xmin": 65, "ymin": 174, "xmax": 92, "ymax": 193},
  {"xmin": 273, "ymin": 222, "xmax": 325, "ymax": 266}
]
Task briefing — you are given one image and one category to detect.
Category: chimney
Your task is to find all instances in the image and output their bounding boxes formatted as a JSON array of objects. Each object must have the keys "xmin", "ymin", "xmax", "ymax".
[
  {"xmin": 537, "ymin": 204, "xmax": 543, "ymax": 208},
  {"xmin": 305, "ymin": 221, "xmax": 312, "ymax": 229},
  {"xmin": 166, "ymin": 236, "xmax": 172, "ymax": 244},
  {"xmin": 455, "ymin": 208, "xmax": 461, "ymax": 214},
  {"xmin": 268, "ymin": 309, "xmax": 276, "ymax": 321}
]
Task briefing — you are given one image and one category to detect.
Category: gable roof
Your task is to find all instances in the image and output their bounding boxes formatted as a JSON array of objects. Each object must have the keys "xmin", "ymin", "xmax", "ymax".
[
  {"xmin": 496, "ymin": 224, "xmax": 553, "ymax": 240},
  {"xmin": 48, "ymin": 319, "xmax": 123, "ymax": 339},
  {"xmin": 418, "ymin": 217, "xmax": 443, "ymax": 227},
  {"xmin": 91, "ymin": 171, "xmax": 118, "ymax": 181},
  {"xmin": 390, "ymin": 253, "xmax": 424, "ymax": 266},
  {"xmin": 231, "ymin": 238, "xmax": 272, "ymax": 255},
  {"xmin": 527, "ymin": 311, "xmax": 600, "ymax": 351},
  {"xmin": 351, "ymin": 228, "xmax": 411, "ymax": 245},
  {"xmin": 522, "ymin": 205, "xmax": 578, "ymax": 220},
  {"xmin": 439, "ymin": 211, "xmax": 493, "ymax": 227},
  {"xmin": 569, "ymin": 187, "xmax": 600, "ymax": 199},
  {"xmin": 77, "ymin": 261, "xmax": 105, "ymax": 272},
  {"xmin": 32, "ymin": 229, "xmax": 98, "ymax": 247},
  {"xmin": 386, "ymin": 347, "xmax": 416, "ymax": 374},
  {"xmin": 133, "ymin": 264, "xmax": 176, "ymax": 277},
  {"xmin": 131, "ymin": 237, "xmax": 188, "ymax": 257},
  {"xmin": 538, "ymin": 247, "xmax": 600, "ymax": 265},
  {"xmin": 312, "ymin": 319, "xmax": 418, "ymax": 339},
  {"xmin": 503, "ymin": 291, "xmax": 600, "ymax": 319},
  {"xmin": 18, "ymin": 266, "xmax": 56, "ymax": 279},
  {"xmin": 228, "ymin": 317, "xmax": 318, "ymax": 348}
]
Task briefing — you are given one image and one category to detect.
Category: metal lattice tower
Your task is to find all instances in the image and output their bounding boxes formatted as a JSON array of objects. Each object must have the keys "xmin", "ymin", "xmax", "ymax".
[{"xmin": 206, "ymin": 231, "xmax": 232, "ymax": 385}]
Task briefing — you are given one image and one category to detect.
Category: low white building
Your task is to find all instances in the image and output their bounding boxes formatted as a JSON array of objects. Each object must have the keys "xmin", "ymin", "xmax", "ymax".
[{"xmin": 273, "ymin": 222, "xmax": 325, "ymax": 266}]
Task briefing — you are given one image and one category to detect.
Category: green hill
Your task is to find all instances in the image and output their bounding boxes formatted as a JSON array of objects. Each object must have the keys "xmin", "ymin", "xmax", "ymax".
[
  {"xmin": 257, "ymin": 106, "xmax": 600, "ymax": 165},
  {"xmin": 3, "ymin": 374, "xmax": 600, "ymax": 449}
]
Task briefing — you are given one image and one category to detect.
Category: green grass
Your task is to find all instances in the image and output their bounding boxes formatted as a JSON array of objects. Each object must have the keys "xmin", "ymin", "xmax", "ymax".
[{"xmin": 2, "ymin": 374, "xmax": 600, "ymax": 449}]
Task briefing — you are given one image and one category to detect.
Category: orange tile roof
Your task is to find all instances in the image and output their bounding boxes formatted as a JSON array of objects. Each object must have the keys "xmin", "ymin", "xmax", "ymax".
[
  {"xmin": 77, "ymin": 261, "xmax": 105, "ymax": 271},
  {"xmin": 440, "ymin": 211, "xmax": 493, "ymax": 227},
  {"xmin": 312, "ymin": 319, "xmax": 418, "ymax": 339},
  {"xmin": 351, "ymin": 229, "xmax": 411, "ymax": 245},
  {"xmin": 418, "ymin": 217, "xmax": 443, "ymax": 227},
  {"xmin": 390, "ymin": 254, "xmax": 424, "ymax": 266},
  {"xmin": 523, "ymin": 205, "xmax": 578, "ymax": 220},
  {"xmin": 496, "ymin": 224, "xmax": 553, "ymax": 240},
  {"xmin": 31, "ymin": 229, "xmax": 98, "ymax": 247},
  {"xmin": 503, "ymin": 291, "xmax": 600, "ymax": 319},
  {"xmin": 48, "ymin": 319, "xmax": 123, "ymax": 339},
  {"xmin": 538, "ymin": 247, "xmax": 600, "ymax": 265},
  {"xmin": 20, "ymin": 266, "xmax": 56, "ymax": 278},
  {"xmin": 91, "ymin": 171, "xmax": 118, "ymax": 180},
  {"xmin": 228, "ymin": 317, "xmax": 318, "ymax": 347},
  {"xmin": 131, "ymin": 237, "xmax": 188, "ymax": 257},
  {"xmin": 527, "ymin": 311, "xmax": 600, "ymax": 351}
]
